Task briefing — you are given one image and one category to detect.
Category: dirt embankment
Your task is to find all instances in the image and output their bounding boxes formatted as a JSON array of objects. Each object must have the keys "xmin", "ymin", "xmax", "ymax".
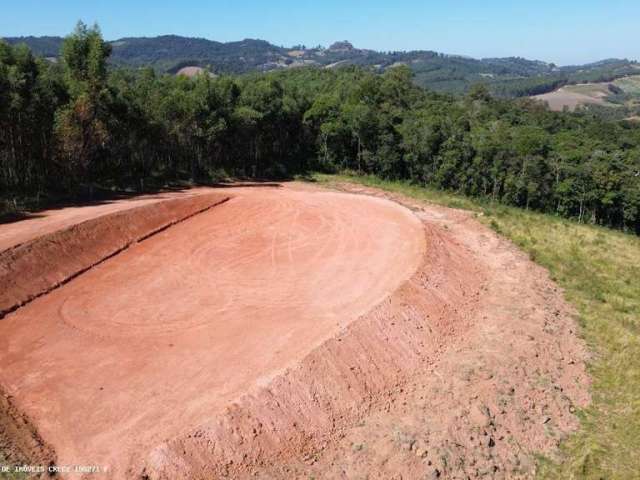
[
  {"xmin": 0, "ymin": 384, "xmax": 56, "ymax": 470},
  {"xmin": 0, "ymin": 193, "xmax": 229, "ymax": 320},
  {"xmin": 139, "ymin": 183, "xmax": 589, "ymax": 480},
  {"xmin": 138, "ymin": 222, "xmax": 478, "ymax": 479}
]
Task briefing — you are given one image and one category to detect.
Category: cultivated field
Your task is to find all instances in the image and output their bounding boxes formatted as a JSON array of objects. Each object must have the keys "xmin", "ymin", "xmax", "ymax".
[
  {"xmin": 533, "ymin": 83, "xmax": 614, "ymax": 111},
  {"xmin": 175, "ymin": 66, "xmax": 216, "ymax": 78},
  {"xmin": 614, "ymin": 74, "xmax": 640, "ymax": 95},
  {"xmin": 533, "ymin": 74, "xmax": 640, "ymax": 111}
]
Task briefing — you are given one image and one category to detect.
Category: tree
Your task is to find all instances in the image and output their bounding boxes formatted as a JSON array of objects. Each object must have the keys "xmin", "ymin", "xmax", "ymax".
[
  {"xmin": 54, "ymin": 22, "xmax": 112, "ymax": 192},
  {"xmin": 1, "ymin": 28, "xmax": 639, "ymax": 234}
]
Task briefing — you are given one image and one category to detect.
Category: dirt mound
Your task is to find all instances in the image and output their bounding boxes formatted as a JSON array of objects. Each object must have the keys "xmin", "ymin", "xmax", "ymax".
[
  {"xmin": 0, "ymin": 193, "xmax": 229, "ymax": 319},
  {"xmin": 138, "ymin": 183, "xmax": 590, "ymax": 479},
  {"xmin": 0, "ymin": 384, "xmax": 56, "ymax": 471},
  {"xmin": 139, "ymin": 222, "xmax": 480, "ymax": 479}
]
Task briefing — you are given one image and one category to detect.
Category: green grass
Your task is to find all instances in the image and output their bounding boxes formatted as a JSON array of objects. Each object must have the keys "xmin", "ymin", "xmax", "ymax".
[
  {"xmin": 312, "ymin": 173, "xmax": 640, "ymax": 480},
  {"xmin": 0, "ymin": 453, "xmax": 28, "ymax": 480},
  {"xmin": 565, "ymin": 83, "xmax": 610, "ymax": 96},
  {"xmin": 614, "ymin": 75, "xmax": 640, "ymax": 96}
]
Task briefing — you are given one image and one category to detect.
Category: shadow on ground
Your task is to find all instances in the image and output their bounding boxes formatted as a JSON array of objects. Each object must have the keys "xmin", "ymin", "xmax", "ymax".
[{"xmin": 0, "ymin": 179, "xmax": 288, "ymax": 227}]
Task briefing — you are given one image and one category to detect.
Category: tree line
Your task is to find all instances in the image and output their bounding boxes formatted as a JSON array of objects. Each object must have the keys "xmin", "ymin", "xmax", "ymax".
[{"xmin": 1, "ymin": 23, "xmax": 639, "ymax": 233}]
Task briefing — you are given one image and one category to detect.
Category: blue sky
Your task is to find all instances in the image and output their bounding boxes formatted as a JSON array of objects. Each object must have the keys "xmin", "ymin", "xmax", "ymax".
[{"xmin": 1, "ymin": 0, "xmax": 638, "ymax": 65}]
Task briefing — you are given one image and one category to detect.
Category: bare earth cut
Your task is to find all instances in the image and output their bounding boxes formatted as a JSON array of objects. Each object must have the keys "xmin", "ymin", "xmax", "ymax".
[
  {"xmin": 0, "ymin": 183, "xmax": 589, "ymax": 479},
  {"xmin": 532, "ymin": 83, "xmax": 613, "ymax": 112}
]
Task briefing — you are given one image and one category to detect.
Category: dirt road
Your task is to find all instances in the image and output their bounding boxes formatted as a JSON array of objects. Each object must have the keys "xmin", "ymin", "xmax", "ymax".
[
  {"xmin": 0, "ymin": 185, "xmax": 424, "ymax": 477},
  {"xmin": 0, "ymin": 188, "xmax": 219, "ymax": 252}
]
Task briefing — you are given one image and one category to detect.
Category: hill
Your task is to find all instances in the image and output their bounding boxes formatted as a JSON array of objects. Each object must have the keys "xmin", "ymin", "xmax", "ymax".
[{"xmin": 4, "ymin": 34, "xmax": 638, "ymax": 97}]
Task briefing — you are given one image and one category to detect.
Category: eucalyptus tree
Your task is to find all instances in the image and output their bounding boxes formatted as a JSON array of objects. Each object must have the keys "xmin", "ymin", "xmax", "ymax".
[{"xmin": 54, "ymin": 21, "xmax": 112, "ymax": 192}]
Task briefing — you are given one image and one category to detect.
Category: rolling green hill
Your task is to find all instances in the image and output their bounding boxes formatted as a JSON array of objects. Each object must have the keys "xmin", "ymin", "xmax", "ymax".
[{"xmin": 3, "ymin": 34, "xmax": 638, "ymax": 97}]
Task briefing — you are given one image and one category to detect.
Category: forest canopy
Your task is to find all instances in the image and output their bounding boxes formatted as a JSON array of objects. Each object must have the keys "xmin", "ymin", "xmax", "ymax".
[{"xmin": 1, "ymin": 23, "xmax": 639, "ymax": 233}]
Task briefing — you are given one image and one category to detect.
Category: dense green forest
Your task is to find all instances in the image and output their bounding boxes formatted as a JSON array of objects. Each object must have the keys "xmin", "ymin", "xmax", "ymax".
[{"xmin": 1, "ymin": 23, "xmax": 639, "ymax": 233}]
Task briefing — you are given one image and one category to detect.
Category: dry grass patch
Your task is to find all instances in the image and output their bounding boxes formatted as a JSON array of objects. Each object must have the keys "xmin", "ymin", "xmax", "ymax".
[{"xmin": 614, "ymin": 75, "xmax": 640, "ymax": 95}]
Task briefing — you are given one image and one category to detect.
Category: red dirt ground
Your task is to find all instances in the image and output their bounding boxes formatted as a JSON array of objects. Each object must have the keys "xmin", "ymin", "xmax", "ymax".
[
  {"xmin": 137, "ymin": 184, "xmax": 589, "ymax": 480},
  {"xmin": 0, "ymin": 185, "xmax": 424, "ymax": 478},
  {"xmin": 0, "ymin": 182, "xmax": 589, "ymax": 479}
]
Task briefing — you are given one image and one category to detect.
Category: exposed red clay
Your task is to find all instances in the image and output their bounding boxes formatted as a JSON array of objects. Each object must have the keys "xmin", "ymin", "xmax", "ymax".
[
  {"xmin": 0, "ymin": 188, "xmax": 224, "ymax": 253},
  {"xmin": 266, "ymin": 183, "xmax": 588, "ymax": 480},
  {"xmin": 0, "ymin": 193, "xmax": 230, "ymax": 319},
  {"xmin": 0, "ymin": 184, "xmax": 425, "ymax": 478},
  {"xmin": 139, "ymin": 183, "xmax": 588, "ymax": 479}
]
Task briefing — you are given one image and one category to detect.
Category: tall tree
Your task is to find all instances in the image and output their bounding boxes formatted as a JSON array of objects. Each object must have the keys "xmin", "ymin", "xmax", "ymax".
[{"xmin": 54, "ymin": 22, "xmax": 112, "ymax": 191}]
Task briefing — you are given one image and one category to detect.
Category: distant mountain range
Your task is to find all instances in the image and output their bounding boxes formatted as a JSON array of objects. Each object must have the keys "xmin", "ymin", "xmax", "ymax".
[{"xmin": 3, "ymin": 35, "xmax": 639, "ymax": 96}]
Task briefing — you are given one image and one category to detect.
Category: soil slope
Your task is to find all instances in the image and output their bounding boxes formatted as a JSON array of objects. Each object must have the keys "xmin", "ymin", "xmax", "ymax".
[{"xmin": 0, "ymin": 193, "xmax": 230, "ymax": 318}]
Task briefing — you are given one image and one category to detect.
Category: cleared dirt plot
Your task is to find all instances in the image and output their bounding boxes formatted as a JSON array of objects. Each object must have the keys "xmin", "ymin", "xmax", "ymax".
[
  {"xmin": 533, "ymin": 84, "xmax": 614, "ymax": 111},
  {"xmin": 533, "ymin": 75, "xmax": 640, "ymax": 112},
  {"xmin": 0, "ymin": 185, "xmax": 424, "ymax": 478},
  {"xmin": 0, "ymin": 183, "xmax": 589, "ymax": 479}
]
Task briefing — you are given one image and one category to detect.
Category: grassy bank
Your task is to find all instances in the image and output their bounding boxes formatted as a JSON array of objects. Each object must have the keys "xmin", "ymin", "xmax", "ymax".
[
  {"xmin": 312, "ymin": 173, "xmax": 640, "ymax": 480},
  {"xmin": 0, "ymin": 454, "xmax": 27, "ymax": 480}
]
